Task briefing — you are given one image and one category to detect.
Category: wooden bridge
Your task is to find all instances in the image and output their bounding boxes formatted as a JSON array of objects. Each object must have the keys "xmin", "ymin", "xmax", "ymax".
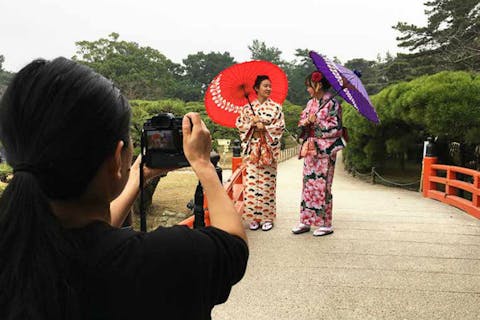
[{"xmin": 182, "ymin": 150, "xmax": 480, "ymax": 319}]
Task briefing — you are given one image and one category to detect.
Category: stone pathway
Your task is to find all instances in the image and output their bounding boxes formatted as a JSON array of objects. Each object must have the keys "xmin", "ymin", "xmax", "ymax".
[{"xmin": 212, "ymin": 153, "xmax": 480, "ymax": 320}]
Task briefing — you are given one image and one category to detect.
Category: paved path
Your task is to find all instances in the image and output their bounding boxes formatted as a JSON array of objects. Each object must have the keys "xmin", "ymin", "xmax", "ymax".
[{"xmin": 212, "ymin": 153, "xmax": 480, "ymax": 320}]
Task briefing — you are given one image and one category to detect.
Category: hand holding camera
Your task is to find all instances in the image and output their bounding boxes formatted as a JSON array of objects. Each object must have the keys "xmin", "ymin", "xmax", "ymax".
[
  {"xmin": 183, "ymin": 112, "xmax": 246, "ymax": 242},
  {"xmin": 131, "ymin": 155, "xmax": 169, "ymax": 186},
  {"xmin": 142, "ymin": 111, "xmax": 214, "ymax": 173},
  {"xmin": 141, "ymin": 112, "xmax": 245, "ymax": 241},
  {"xmin": 182, "ymin": 112, "xmax": 213, "ymax": 171},
  {"xmin": 142, "ymin": 113, "xmax": 189, "ymax": 169}
]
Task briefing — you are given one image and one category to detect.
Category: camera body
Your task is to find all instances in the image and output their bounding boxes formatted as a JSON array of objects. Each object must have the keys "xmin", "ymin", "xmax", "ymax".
[{"xmin": 142, "ymin": 113, "xmax": 189, "ymax": 168}]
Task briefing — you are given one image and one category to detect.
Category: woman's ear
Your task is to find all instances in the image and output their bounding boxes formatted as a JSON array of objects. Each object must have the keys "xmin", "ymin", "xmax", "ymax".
[{"xmin": 112, "ymin": 140, "xmax": 125, "ymax": 179}]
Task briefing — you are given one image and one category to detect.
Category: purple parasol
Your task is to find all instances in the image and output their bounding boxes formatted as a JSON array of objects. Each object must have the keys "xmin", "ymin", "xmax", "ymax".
[{"xmin": 309, "ymin": 51, "xmax": 379, "ymax": 123}]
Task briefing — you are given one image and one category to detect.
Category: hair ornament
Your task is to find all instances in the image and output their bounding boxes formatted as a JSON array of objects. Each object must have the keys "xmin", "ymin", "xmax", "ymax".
[{"xmin": 311, "ymin": 71, "xmax": 323, "ymax": 83}]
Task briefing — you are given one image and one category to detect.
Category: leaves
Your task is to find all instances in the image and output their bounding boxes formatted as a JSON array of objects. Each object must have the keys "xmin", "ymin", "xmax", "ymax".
[
  {"xmin": 181, "ymin": 51, "xmax": 236, "ymax": 100},
  {"xmin": 0, "ymin": 54, "xmax": 13, "ymax": 97},
  {"xmin": 343, "ymin": 70, "xmax": 480, "ymax": 170},
  {"xmin": 248, "ymin": 40, "xmax": 284, "ymax": 66},
  {"xmin": 73, "ymin": 33, "xmax": 177, "ymax": 100},
  {"xmin": 393, "ymin": 0, "xmax": 480, "ymax": 72}
]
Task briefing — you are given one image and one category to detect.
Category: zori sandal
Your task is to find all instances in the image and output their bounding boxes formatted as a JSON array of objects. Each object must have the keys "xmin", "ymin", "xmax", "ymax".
[
  {"xmin": 313, "ymin": 227, "xmax": 334, "ymax": 237},
  {"xmin": 291, "ymin": 223, "xmax": 311, "ymax": 234},
  {"xmin": 249, "ymin": 221, "xmax": 260, "ymax": 231},
  {"xmin": 261, "ymin": 221, "xmax": 274, "ymax": 231}
]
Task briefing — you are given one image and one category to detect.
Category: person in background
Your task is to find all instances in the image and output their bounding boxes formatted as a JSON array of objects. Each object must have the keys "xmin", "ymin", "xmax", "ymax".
[
  {"xmin": 0, "ymin": 57, "xmax": 248, "ymax": 319},
  {"xmin": 236, "ymin": 75, "xmax": 285, "ymax": 231},
  {"xmin": 292, "ymin": 71, "xmax": 344, "ymax": 236}
]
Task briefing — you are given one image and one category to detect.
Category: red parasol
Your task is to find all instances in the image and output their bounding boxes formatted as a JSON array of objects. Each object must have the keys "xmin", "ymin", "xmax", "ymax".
[{"xmin": 204, "ymin": 60, "xmax": 288, "ymax": 128}]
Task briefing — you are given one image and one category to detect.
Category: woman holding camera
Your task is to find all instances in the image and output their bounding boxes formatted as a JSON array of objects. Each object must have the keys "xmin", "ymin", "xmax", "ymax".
[
  {"xmin": 236, "ymin": 75, "xmax": 285, "ymax": 231},
  {"xmin": 0, "ymin": 57, "xmax": 248, "ymax": 319}
]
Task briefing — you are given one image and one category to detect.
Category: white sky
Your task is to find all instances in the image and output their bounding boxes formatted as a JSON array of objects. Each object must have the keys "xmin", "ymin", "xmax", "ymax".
[{"xmin": 0, "ymin": 0, "xmax": 427, "ymax": 72}]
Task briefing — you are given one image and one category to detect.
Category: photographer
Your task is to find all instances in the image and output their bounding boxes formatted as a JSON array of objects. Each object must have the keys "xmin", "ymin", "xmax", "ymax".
[{"xmin": 0, "ymin": 57, "xmax": 248, "ymax": 319}]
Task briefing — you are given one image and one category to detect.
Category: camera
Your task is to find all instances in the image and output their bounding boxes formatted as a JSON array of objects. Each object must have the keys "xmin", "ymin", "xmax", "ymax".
[{"xmin": 142, "ymin": 113, "xmax": 189, "ymax": 168}]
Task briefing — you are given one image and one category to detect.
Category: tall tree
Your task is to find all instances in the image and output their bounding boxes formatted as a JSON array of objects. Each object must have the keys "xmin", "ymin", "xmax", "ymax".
[
  {"xmin": 0, "ymin": 54, "xmax": 14, "ymax": 96},
  {"xmin": 248, "ymin": 40, "xmax": 284, "ymax": 65},
  {"xmin": 343, "ymin": 70, "xmax": 480, "ymax": 171},
  {"xmin": 73, "ymin": 33, "xmax": 178, "ymax": 100},
  {"xmin": 283, "ymin": 49, "xmax": 315, "ymax": 105},
  {"xmin": 394, "ymin": 0, "xmax": 480, "ymax": 72},
  {"xmin": 181, "ymin": 51, "xmax": 236, "ymax": 100},
  {"xmin": 344, "ymin": 58, "xmax": 384, "ymax": 95}
]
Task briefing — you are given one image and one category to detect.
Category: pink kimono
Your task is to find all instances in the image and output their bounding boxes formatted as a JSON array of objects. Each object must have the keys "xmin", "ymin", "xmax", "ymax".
[
  {"xmin": 236, "ymin": 98, "xmax": 285, "ymax": 223},
  {"xmin": 298, "ymin": 94, "xmax": 344, "ymax": 227}
]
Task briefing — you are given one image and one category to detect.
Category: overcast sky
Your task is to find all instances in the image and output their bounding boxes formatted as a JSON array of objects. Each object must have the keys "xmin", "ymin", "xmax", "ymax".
[{"xmin": 0, "ymin": 0, "xmax": 428, "ymax": 72}]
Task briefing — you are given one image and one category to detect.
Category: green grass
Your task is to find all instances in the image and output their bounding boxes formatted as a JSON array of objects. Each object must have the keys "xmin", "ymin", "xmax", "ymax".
[
  {"xmin": 0, "ymin": 163, "xmax": 12, "ymax": 182},
  {"xmin": 132, "ymin": 170, "xmax": 199, "ymax": 231}
]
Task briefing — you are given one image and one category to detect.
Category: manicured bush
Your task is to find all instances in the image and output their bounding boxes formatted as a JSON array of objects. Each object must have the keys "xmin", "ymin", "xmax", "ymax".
[{"xmin": 343, "ymin": 71, "xmax": 480, "ymax": 171}]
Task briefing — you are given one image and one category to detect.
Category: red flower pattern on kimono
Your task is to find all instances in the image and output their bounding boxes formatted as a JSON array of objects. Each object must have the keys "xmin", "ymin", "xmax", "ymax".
[{"xmin": 297, "ymin": 94, "xmax": 344, "ymax": 227}]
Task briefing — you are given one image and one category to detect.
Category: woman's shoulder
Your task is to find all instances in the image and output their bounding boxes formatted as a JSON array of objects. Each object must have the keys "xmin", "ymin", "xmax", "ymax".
[
  {"xmin": 320, "ymin": 94, "xmax": 340, "ymax": 109},
  {"xmin": 266, "ymin": 98, "xmax": 281, "ymax": 106},
  {"xmin": 73, "ymin": 223, "xmax": 247, "ymax": 264},
  {"xmin": 242, "ymin": 102, "xmax": 253, "ymax": 109},
  {"xmin": 265, "ymin": 98, "xmax": 283, "ymax": 111},
  {"xmin": 306, "ymin": 98, "xmax": 317, "ymax": 108},
  {"xmin": 323, "ymin": 92, "xmax": 334, "ymax": 100},
  {"xmin": 109, "ymin": 225, "xmax": 246, "ymax": 260},
  {"xmin": 72, "ymin": 224, "xmax": 247, "ymax": 319},
  {"xmin": 322, "ymin": 93, "xmax": 340, "ymax": 105}
]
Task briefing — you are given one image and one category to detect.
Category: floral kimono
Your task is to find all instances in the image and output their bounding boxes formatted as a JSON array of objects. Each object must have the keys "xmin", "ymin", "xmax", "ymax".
[
  {"xmin": 235, "ymin": 98, "xmax": 285, "ymax": 223},
  {"xmin": 298, "ymin": 93, "xmax": 344, "ymax": 227}
]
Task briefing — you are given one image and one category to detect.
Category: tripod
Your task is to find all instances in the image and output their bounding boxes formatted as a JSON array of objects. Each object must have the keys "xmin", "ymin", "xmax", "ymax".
[
  {"xmin": 193, "ymin": 151, "xmax": 222, "ymax": 229},
  {"xmin": 138, "ymin": 150, "xmax": 223, "ymax": 231}
]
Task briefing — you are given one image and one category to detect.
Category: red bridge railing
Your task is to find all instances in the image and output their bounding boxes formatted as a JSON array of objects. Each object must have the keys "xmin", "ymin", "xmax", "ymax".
[
  {"xmin": 178, "ymin": 156, "xmax": 246, "ymax": 228},
  {"xmin": 178, "ymin": 144, "xmax": 300, "ymax": 227},
  {"xmin": 422, "ymin": 156, "xmax": 480, "ymax": 219}
]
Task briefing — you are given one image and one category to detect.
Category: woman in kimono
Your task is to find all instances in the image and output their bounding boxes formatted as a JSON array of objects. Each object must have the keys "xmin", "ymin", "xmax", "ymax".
[
  {"xmin": 292, "ymin": 71, "xmax": 344, "ymax": 236},
  {"xmin": 236, "ymin": 75, "xmax": 285, "ymax": 231}
]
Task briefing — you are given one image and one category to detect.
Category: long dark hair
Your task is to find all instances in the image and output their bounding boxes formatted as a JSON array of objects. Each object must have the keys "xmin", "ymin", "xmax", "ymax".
[{"xmin": 0, "ymin": 57, "xmax": 131, "ymax": 319}]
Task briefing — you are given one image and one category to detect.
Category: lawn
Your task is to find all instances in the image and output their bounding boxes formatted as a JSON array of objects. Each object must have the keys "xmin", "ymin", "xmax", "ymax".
[{"xmin": 132, "ymin": 170, "xmax": 199, "ymax": 231}]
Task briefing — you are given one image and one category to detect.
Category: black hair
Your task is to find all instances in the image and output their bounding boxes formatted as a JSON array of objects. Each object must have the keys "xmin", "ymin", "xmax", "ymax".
[
  {"xmin": 305, "ymin": 71, "xmax": 331, "ymax": 92},
  {"xmin": 0, "ymin": 57, "xmax": 131, "ymax": 319},
  {"xmin": 253, "ymin": 75, "xmax": 270, "ymax": 93}
]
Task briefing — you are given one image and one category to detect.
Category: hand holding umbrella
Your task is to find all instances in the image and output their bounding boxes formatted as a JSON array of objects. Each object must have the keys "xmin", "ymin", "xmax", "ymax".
[
  {"xmin": 204, "ymin": 60, "xmax": 288, "ymax": 128},
  {"xmin": 309, "ymin": 51, "xmax": 379, "ymax": 124}
]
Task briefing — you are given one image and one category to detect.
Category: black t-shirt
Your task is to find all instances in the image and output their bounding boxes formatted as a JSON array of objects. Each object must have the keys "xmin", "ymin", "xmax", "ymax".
[{"xmin": 68, "ymin": 222, "xmax": 248, "ymax": 319}]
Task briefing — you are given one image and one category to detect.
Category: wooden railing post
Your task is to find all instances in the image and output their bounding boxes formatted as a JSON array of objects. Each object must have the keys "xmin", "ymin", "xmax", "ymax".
[
  {"xmin": 446, "ymin": 168, "xmax": 456, "ymax": 196},
  {"xmin": 422, "ymin": 156, "xmax": 437, "ymax": 197},
  {"xmin": 474, "ymin": 175, "xmax": 479, "ymax": 207},
  {"xmin": 412, "ymin": 138, "xmax": 480, "ymax": 219}
]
